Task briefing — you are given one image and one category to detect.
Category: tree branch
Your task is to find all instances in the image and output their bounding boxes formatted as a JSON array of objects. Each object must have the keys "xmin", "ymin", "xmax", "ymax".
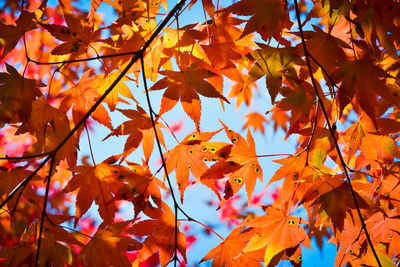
[{"xmin": 292, "ymin": 1, "xmax": 381, "ymax": 266}]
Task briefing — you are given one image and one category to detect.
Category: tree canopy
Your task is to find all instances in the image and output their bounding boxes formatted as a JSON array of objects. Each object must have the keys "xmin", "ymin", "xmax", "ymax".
[{"xmin": 0, "ymin": 0, "xmax": 400, "ymax": 266}]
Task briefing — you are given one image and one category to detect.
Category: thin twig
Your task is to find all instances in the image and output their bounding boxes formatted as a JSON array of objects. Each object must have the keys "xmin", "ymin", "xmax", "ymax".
[
  {"xmin": 151, "ymin": 110, "xmax": 180, "ymax": 143},
  {"xmin": 26, "ymin": 50, "xmax": 139, "ymax": 66},
  {"xmin": 46, "ymin": 63, "xmax": 65, "ymax": 100},
  {"xmin": 307, "ymin": 53, "xmax": 338, "ymax": 95},
  {"xmin": 292, "ymin": 1, "xmax": 381, "ymax": 266},
  {"xmin": 179, "ymin": 218, "xmax": 224, "ymax": 240},
  {"xmin": 0, "ymin": 152, "xmax": 52, "ymax": 161},
  {"xmin": 257, "ymin": 153, "xmax": 293, "ymax": 158},
  {"xmin": 35, "ymin": 154, "xmax": 56, "ymax": 267},
  {"xmin": 85, "ymin": 123, "xmax": 96, "ymax": 166},
  {"xmin": 305, "ymin": 100, "xmax": 319, "ymax": 165},
  {"xmin": 141, "ymin": 55, "xmax": 180, "ymax": 267}
]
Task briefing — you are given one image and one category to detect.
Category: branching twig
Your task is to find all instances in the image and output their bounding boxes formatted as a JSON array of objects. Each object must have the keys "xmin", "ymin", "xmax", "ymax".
[
  {"xmin": 0, "ymin": 0, "xmax": 188, "ymax": 211},
  {"xmin": 293, "ymin": 1, "xmax": 381, "ymax": 266}
]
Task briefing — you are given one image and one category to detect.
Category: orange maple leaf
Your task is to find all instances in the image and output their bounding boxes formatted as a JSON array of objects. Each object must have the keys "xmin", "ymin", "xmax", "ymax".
[
  {"xmin": 42, "ymin": 11, "xmax": 101, "ymax": 56},
  {"xmin": 116, "ymin": 161, "xmax": 167, "ymax": 217},
  {"xmin": 200, "ymin": 226, "xmax": 263, "ymax": 267},
  {"xmin": 165, "ymin": 130, "xmax": 220, "ymax": 201},
  {"xmin": 63, "ymin": 161, "xmax": 136, "ymax": 226},
  {"xmin": 331, "ymin": 58, "xmax": 392, "ymax": 119},
  {"xmin": 246, "ymin": 44, "xmax": 299, "ymax": 103},
  {"xmin": 0, "ymin": 168, "xmax": 42, "ymax": 211},
  {"xmin": 243, "ymin": 112, "xmax": 267, "ymax": 134},
  {"xmin": 81, "ymin": 221, "xmax": 142, "ymax": 267},
  {"xmin": 58, "ymin": 69, "xmax": 112, "ymax": 132},
  {"xmin": 228, "ymin": 0, "xmax": 291, "ymax": 40},
  {"xmin": 151, "ymin": 61, "xmax": 229, "ymax": 131},
  {"xmin": 106, "ymin": 106, "xmax": 165, "ymax": 162},
  {"xmin": 201, "ymin": 122, "xmax": 262, "ymax": 203},
  {"xmin": 242, "ymin": 206, "xmax": 311, "ymax": 266},
  {"xmin": 127, "ymin": 201, "xmax": 186, "ymax": 267},
  {"xmin": 0, "ymin": 63, "xmax": 44, "ymax": 125},
  {"xmin": 20, "ymin": 96, "xmax": 77, "ymax": 168},
  {"xmin": 0, "ymin": 11, "xmax": 38, "ymax": 56}
]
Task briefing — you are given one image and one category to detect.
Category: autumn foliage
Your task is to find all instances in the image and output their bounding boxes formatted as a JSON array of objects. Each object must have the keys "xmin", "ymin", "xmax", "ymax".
[{"xmin": 1, "ymin": 0, "xmax": 400, "ymax": 266}]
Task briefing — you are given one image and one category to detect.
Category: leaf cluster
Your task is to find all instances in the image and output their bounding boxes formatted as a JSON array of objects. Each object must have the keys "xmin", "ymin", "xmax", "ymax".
[{"xmin": 0, "ymin": 0, "xmax": 400, "ymax": 266}]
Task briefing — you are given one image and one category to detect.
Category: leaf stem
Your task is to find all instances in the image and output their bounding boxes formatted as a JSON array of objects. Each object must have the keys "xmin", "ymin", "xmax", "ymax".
[
  {"xmin": 179, "ymin": 218, "xmax": 224, "ymax": 240},
  {"xmin": 85, "ymin": 123, "xmax": 96, "ymax": 166},
  {"xmin": 256, "ymin": 153, "xmax": 293, "ymax": 158},
  {"xmin": 151, "ymin": 110, "xmax": 180, "ymax": 143}
]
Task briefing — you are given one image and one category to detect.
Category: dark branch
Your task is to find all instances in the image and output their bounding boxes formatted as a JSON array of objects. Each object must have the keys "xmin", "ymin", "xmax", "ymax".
[
  {"xmin": 35, "ymin": 155, "xmax": 55, "ymax": 267},
  {"xmin": 292, "ymin": 1, "xmax": 382, "ymax": 266}
]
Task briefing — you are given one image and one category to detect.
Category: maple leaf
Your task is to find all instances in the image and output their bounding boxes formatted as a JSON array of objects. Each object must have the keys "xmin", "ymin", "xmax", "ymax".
[
  {"xmin": 243, "ymin": 112, "xmax": 267, "ymax": 134},
  {"xmin": 242, "ymin": 206, "xmax": 311, "ymax": 266},
  {"xmin": 127, "ymin": 201, "xmax": 186, "ymax": 267},
  {"xmin": 351, "ymin": 1, "xmax": 400, "ymax": 58},
  {"xmin": 330, "ymin": 218, "xmax": 394, "ymax": 267},
  {"xmin": 331, "ymin": 58, "xmax": 392, "ymax": 119},
  {"xmin": 228, "ymin": 0, "xmax": 291, "ymax": 40},
  {"xmin": 58, "ymin": 69, "xmax": 112, "ymax": 131},
  {"xmin": 200, "ymin": 226, "xmax": 263, "ymax": 267},
  {"xmin": 81, "ymin": 221, "xmax": 141, "ymax": 267},
  {"xmin": 201, "ymin": 122, "xmax": 263, "ymax": 203},
  {"xmin": 87, "ymin": 0, "xmax": 103, "ymax": 25},
  {"xmin": 0, "ymin": 244, "xmax": 35, "ymax": 266},
  {"xmin": 0, "ymin": 11, "xmax": 38, "ymax": 56},
  {"xmin": 0, "ymin": 168, "xmax": 42, "ymax": 212},
  {"xmin": 165, "ymin": 130, "xmax": 220, "ymax": 201},
  {"xmin": 313, "ymin": 182, "xmax": 370, "ymax": 237},
  {"xmin": 228, "ymin": 75, "xmax": 259, "ymax": 108},
  {"xmin": 344, "ymin": 114, "xmax": 400, "ymax": 168},
  {"xmin": 19, "ymin": 215, "xmax": 83, "ymax": 266},
  {"xmin": 95, "ymin": 69, "xmax": 138, "ymax": 112},
  {"xmin": 42, "ymin": 10, "xmax": 101, "ymax": 56},
  {"xmin": 273, "ymin": 76, "xmax": 315, "ymax": 138},
  {"xmin": 201, "ymin": 42, "xmax": 243, "ymax": 82},
  {"xmin": 104, "ymin": 25, "xmax": 145, "ymax": 72},
  {"xmin": 106, "ymin": 106, "xmax": 165, "ymax": 162},
  {"xmin": 298, "ymin": 126, "xmax": 334, "ymax": 169},
  {"xmin": 62, "ymin": 161, "xmax": 136, "ymax": 226},
  {"xmin": 116, "ymin": 161, "xmax": 167, "ymax": 217},
  {"xmin": 296, "ymin": 25, "xmax": 351, "ymax": 74},
  {"xmin": 373, "ymin": 162, "xmax": 400, "ymax": 211},
  {"xmin": 19, "ymin": 96, "xmax": 78, "ymax": 167},
  {"xmin": 0, "ymin": 63, "xmax": 44, "ymax": 126},
  {"xmin": 151, "ymin": 61, "xmax": 229, "ymax": 131},
  {"xmin": 246, "ymin": 44, "xmax": 300, "ymax": 103}
]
